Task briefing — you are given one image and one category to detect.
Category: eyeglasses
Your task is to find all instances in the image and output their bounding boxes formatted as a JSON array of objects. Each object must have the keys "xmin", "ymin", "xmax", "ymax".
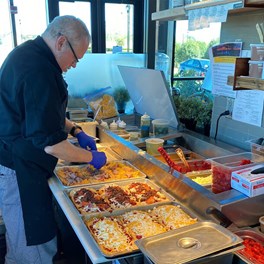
[
  {"xmin": 59, "ymin": 33, "xmax": 79, "ymax": 63},
  {"xmin": 66, "ymin": 37, "xmax": 79, "ymax": 63}
]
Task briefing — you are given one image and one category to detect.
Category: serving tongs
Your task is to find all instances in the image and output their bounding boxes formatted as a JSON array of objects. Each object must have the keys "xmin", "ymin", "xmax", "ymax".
[
  {"xmin": 158, "ymin": 147, "xmax": 189, "ymax": 174},
  {"xmin": 175, "ymin": 148, "xmax": 190, "ymax": 170}
]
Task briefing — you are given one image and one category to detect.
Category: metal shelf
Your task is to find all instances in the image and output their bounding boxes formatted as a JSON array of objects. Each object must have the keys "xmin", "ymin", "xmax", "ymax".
[{"xmin": 152, "ymin": 0, "xmax": 246, "ymax": 21}]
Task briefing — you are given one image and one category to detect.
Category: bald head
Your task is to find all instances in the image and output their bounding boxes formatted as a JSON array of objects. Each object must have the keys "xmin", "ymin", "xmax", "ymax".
[
  {"xmin": 42, "ymin": 15, "xmax": 90, "ymax": 46},
  {"xmin": 41, "ymin": 15, "xmax": 90, "ymax": 72}
]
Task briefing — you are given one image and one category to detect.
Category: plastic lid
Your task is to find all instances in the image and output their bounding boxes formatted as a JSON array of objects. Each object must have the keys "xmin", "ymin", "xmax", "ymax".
[
  {"xmin": 152, "ymin": 119, "xmax": 169, "ymax": 125},
  {"xmin": 250, "ymin": 44, "xmax": 264, "ymax": 47},
  {"xmin": 248, "ymin": 60, "xmax": 264, "ymax": 65}
]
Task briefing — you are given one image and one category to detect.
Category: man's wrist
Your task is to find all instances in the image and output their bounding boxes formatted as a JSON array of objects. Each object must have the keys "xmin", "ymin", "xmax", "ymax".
[{"xmin": 69, "ymin": 124, "xmax": 82, "ymax": 137}]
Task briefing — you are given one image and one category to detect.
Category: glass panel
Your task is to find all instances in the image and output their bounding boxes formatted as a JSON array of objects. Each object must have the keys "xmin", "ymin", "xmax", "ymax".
[
  {"xmin": 13, "ymin": 0, "xmax": 47, "ymax": 45},
  {"xmin": 105, "ymin": 3, "xmax": 134, "ymax": 53},
  {"xmin": 59, "ymin": 1, "xmax": 92, "ymax": 52},
  {"xmin": 0, "ymin": 0, "xmax": 13, "ymax": 66}
]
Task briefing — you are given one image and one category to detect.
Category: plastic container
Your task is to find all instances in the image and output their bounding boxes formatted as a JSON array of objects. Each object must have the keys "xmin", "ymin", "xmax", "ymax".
[
  {"xmin": 145, "ymin": 138, "xmax": 164, "ymax": 155},
  {"xmin": 209, "ymin": 152, "xmax": 264, "ymax": 194},
  {"xmin": 250, "ymin": 44, "xmax": 264, "ymax": 61},
  {"xmin": 248, "ymin": 60, "xmax": 264, "ymax": 78},
  {"xmin": 259, "ymin": 216, "xmax": 264, "ymax": 233},
  {"xmin": 248, "ymin": 138, "xmax": 264, "ymax": 156},
  {"xmin": 152, "ymin": 119, "xmax": 169, "ymax": 136}
]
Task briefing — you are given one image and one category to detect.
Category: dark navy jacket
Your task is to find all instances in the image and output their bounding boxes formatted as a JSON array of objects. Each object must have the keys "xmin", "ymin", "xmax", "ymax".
[{"xmin": 0, "ymin": 36, "xmax": 68, "ymax": 245}]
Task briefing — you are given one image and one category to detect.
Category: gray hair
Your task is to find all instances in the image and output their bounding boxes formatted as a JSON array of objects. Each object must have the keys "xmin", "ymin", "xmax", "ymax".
[{"xmin": 42, "ymin": 15, "xmax": 90, "ymax": 46}]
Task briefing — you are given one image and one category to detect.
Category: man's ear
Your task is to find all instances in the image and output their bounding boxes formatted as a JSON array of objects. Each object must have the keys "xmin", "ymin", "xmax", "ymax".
[{"xmin": 56, "ymin": 35, "xmax": 66, "ymax": 52}]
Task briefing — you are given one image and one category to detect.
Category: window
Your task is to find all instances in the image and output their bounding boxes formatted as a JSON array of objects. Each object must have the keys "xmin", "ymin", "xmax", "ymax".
[
  {"xmin": 0, "ymin": 0, "xmax": 13, "ymax": 66},
  {"xmin": 13, "ymin": 0, "xmax": 47, "ymax": 45},
  {"xmin": 59, "ymin": 1, "xmax": 92, "ymax": 52},
  {"xmin": 105, "ymin": 3, "xmax": 134, "ymax": 53}
]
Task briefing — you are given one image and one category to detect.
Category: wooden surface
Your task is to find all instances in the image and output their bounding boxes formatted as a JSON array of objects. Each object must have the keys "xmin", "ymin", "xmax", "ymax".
[{"xmin": 228, "ymin": 75, "xmax": 264, "ymax": 90}]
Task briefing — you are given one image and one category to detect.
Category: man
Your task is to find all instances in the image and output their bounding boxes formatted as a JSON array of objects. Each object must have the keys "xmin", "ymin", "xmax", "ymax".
[{"xmin": 0, "ymin": 15, "xmax": 106, "ymax": 263}]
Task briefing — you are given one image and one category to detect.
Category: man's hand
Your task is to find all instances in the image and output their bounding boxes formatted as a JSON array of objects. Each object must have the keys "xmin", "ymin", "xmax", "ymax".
[
  {"xmin": 76, "ymin": 131, "xmax": 97, "ymax": 150},
  {"xmin": 89, "ymin": 150, "xmax": 107, "ymax": 169}
]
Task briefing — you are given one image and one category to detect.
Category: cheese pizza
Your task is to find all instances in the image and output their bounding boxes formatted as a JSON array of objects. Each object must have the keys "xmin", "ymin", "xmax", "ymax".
[
  {"xmin": 121, "ymin": 210, "xmax": 167, "ymax": 240},
  {"xmin": 151, "ymin": 204, "xmax": 198, "ymax": 230},
  {"xmin": 86, "ymin": 217, "xmax": 136, "ymax": 255}
]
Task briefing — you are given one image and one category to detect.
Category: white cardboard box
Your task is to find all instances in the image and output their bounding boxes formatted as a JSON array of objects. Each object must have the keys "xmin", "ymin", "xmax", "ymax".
[{"xmin": 231, "ymin": 164, "xmax": 264, "ymax": 197}]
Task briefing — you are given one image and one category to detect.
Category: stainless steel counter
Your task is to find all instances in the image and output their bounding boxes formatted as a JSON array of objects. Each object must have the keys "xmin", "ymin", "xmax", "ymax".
[{"xmin": 49, "ymin": 123, "xmax": 264, "ymax": 263}]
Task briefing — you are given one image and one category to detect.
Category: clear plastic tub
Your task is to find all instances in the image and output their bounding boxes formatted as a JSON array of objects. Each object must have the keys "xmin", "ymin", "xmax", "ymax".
[
  {"xmin": 250, "ymin": 44, "xmax": 264, "ymax": 61},
  {"xmin": 248, "ymin": 60, "xmax": 264, "ymax": 78},
  {"xmin": 152, "ymin": 119, "xmax": 169, "ymax": 136},
  {"xmin": 248, "ymin": 138, "xmax": 264, "ymax": 156},
  {"xmin": 209, "ymin": 152, "xmax": 264, "ymax": 194}
]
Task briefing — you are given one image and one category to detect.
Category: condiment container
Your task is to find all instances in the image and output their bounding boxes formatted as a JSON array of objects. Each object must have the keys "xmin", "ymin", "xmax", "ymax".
[
  {"xmin": 152, "ymin": 119, "xmax": 169, "ymax": 136},
  {"xmin": 140, "ymin": 113, "xmax": 150, "ymax": 138},
  {"xmin": 145, "ymin": 138, "xmax": 164, "ymax": 155},
  {"xmin": 118, "ymin": 120, "xmax": 126, "ymax": 129},
  {"xmin": 100, "ymin": 120, "xmax": 109, "ymax": 129},
  {"xmin": 259, "ymin": 216, "xmax": 264, "ymax": 233},
  {"xmin": 109, "ymin": 120, "xmax": 118, "ymax": 130}
]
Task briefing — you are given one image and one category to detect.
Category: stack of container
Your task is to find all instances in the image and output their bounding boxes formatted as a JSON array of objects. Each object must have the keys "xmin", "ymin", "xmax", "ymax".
[{"xmin": 249, "ymin": 44, "xmax": 264, "ymax": 79}]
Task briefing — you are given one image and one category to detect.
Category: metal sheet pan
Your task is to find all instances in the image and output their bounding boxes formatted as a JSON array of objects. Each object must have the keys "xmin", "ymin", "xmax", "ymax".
[
  {"xmin": 63, "ymin": 178, "xmax": 176, "ymax": 216},
  {"xmin": 54, "ymin": 160, "xmax": 146, "ymax": 188},
  {"xmin": 234, "ymin": 228, "xmax": 264, "ymax": 264},
  {"xmin": 135, "ymin": 221, "xmax": 243, "ymax": 264},
  {"xmin": 81, "ymin": 201, "xmax": 201, "ymax": 258}
]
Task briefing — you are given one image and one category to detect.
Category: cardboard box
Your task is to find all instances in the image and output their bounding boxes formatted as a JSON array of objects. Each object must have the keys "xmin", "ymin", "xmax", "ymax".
[{"xmin": 231, "ymin": 164, "xmax": 264, "ymax": 197}]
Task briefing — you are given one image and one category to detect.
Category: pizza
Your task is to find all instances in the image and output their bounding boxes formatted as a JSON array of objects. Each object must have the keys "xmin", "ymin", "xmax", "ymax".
[
  {"xmin": 69, "ymin": 188, "xmax": 111, "ymax": 214},
  {"xmin": 98, "ymin": 184, "xmax": 137, "ymax": 209},
  {"xmin": 121, "ymin": 210, "xmax": 167, "ymax": 240},
  {"xmin": 85, "ymin": 217, "xmax": 136, "ymax": 255},
  {"xmin": 85, "ymin": 204, "xmax": 198, "ymax": 256},
  {"xmin": 124, "ymin": 182, "xmax": 168, "ymax": 204},
  {"xmin": 150, "ymin": 204, "xmax": 198, "ymax": 230},
  {"xmin": 69, "ymin": 181, "xmax": 170, "ymax": 215},
  {"xmin": 55, "ymin": 161, "xmax": 144, "ymax": 187}
]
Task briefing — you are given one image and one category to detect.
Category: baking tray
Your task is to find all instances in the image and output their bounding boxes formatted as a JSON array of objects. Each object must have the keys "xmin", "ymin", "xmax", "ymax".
[
  {"xmin": 135, "ymin": 221, "xmax": 243, "ymax": 264},
  {"xmin": 234, "ymin": 228, "xmax": 264, "ymax": 264},
  {"xmin": 54, "ymin": 160, "xmax": 146, "ymax": 188},
  {"xmin": 63, "ymin": 178, "xmax": 176, "ymax": 216},
  {"xmin": 82, "ymin": 201, "xmax": 201, "ymax": 258}
]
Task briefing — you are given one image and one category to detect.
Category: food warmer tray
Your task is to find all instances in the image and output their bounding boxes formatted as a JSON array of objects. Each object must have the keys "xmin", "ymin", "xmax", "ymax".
[
  {"xmin": 81, "ymin": 201, "xmax": 201, "ymax": 258},
  {"xmin": 63, "ymin": 178, "xmax": 176, "ymax": 216}
]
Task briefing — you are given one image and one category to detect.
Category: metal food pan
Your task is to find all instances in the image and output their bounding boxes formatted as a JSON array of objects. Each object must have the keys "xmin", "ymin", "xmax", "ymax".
[
  {"xmin": 185, "ymin": 169, "xmax": 212, "ymax": 188},
  {"xmin": 81, "ymin": 201, "xmax": 201, "ymax": 258},
  {"xmin": 54, "ymin": 160, "xmax": 146, "ymax": 188},
  {"xmin": 234, "ymin": 228, "xmax": 264, "ymax": 264},
  {"xmin": 63, "ymin": 178, "xmax": 176, "ymax": 216},
  {"xmin": 154, "ymin": 151, "xmax": 203, "ymax": 164},
  {"xmin": 135, "ymin": 221, "xmax": 243, "ymax": 264}
]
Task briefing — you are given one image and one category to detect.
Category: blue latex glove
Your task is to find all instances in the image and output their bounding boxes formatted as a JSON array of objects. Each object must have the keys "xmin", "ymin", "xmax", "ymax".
[
  {"xmin": 76, "ymin": 131, "xmax": 97, "ymax": 150},
  {"xmin": 89, "ymin": 150, "xmax": 107, "ymax": 169}
]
